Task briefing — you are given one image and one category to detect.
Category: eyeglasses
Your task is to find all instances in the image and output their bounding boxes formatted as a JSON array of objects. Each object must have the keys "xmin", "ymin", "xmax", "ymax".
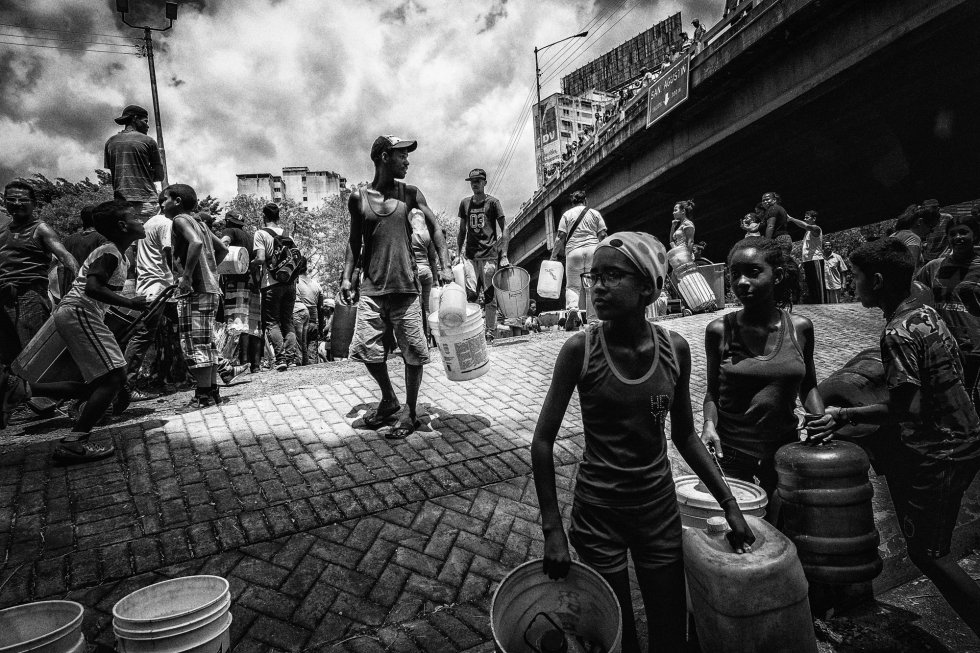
[
  {"xmin": 4, "ymin": 198, "xmax": 32, "ymax": 205},
  {"xmin": 581, "ymin": 270, "xmax": 637, "ymax": 289}
]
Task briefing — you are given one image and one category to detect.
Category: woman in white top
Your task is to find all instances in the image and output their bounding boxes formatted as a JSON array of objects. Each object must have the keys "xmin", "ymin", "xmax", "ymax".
[
  {"xmin": 668, "ymin": 200, "xmax": 696, "ymax": 254},
  {"xmin": 550, "ymin": 190, "xmax": 608, "ymax": 325}
]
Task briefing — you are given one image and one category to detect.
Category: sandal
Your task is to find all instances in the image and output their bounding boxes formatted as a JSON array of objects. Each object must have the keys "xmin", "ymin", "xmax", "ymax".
[
  {"xmin": 385, "ymin": 417, "xmax": 421, "ymax": 440},
  {"xmin": 360, "ymin": 402, "xmax": 401, "ymax": 429},
  {"xmin": 53, "ymin": 438, "xmax": 116, "ymax": 464}
]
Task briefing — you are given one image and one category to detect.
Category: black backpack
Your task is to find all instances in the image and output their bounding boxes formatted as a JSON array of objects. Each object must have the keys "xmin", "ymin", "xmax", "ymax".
[{"xmin": 261, "ymin": 228, "xmax": 306, "ymax": 284}]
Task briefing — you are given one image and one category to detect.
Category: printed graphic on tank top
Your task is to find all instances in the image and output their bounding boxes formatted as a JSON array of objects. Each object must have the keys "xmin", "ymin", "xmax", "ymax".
[{"xmin": 574, "ymin": 321, "xmax": 681, "ymax": 507}]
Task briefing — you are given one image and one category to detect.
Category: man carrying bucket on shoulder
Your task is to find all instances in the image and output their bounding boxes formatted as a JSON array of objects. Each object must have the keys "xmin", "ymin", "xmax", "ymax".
[
  {"xmin": 342, "ymin": 135, "xmax": 452, "ymax": 439},
  {"xmin": 457, "ymin": 168, "xmax": 510, "ymax": 337}
]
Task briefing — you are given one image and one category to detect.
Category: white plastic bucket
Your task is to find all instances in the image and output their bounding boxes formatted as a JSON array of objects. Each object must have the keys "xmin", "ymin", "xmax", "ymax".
[
  {"xmin": 0, "ymin": 601, "xmax": 85, "ymax": 653},
  {"xmin": 115, "ymin": 613, "xmax": 232, "ymax": 653},
  {"xmin": 113, "ymin": 594, "xmax": 230, "ymax": 640},
  {"xmin": 537, "ymin": 260, "xmax": 564, "ymax": 299},
  {"xmin": 428, "ymin": 304, "xmax": 489, "ymax": 382},
  {"xmin": 112, "ymin": 576, "xmax": 229, "ymax": 632},
  {"xmin": 491, "ymin": 559, "xmax": 622, "ymax": 653},
  {"xmin": 492, "ymin": 267, "xmax": 530, "ymax": 319},
  {"xmin": 675, "ymin": 475, "xmax": 768, "ymax": 529},
  {"xmin": 438, "ymin": 282, "xmax": 467, "ymax": 329},
  {"xmin": 216, "ymin": 246, "xmax": 249, "ymax": 275}
]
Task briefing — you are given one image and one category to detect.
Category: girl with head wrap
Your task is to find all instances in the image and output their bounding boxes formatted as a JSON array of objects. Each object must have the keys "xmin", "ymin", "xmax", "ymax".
[
  {"xmin": 702, "ymin": 237, "xmax": 824, "ymax": 503},
  {"xmin": 532, "ymin": 232, "xmax": 754, "ymax": 653}
]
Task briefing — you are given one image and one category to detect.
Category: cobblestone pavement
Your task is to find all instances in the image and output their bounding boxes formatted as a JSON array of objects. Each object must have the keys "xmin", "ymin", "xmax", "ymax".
[{"xmin": 1, "ymin": 304, "xmax": 978, "ymax": 652}]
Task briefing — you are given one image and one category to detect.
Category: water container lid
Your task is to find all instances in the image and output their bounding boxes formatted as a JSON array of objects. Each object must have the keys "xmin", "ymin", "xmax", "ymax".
[
  {"xmin": 674, "ymin": 475, "xmax": 768, "ymax": 511},
  {"xmin": 706, "ymin": 516, "xmax": 728, "ymax": 534}
]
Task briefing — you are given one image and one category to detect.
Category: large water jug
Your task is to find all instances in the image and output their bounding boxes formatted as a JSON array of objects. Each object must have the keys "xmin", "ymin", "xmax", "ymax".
[
  {"xmin": 438, "ymin": 282, "xmax": 467, "ymax": 329},
  {"xmin": 775, "ymin": 441, "xmax": 882, "ymax": 586},
  {"xmin": 452, "ymin": 263, "xmax": 466, "ymax": 287},
  {"xmin": 537, "ymin": 260, "xmax": 564, "ymax": 299},
  {"xmin": 428, "ymin": 285, "xmax": 443, "ymax": 317},
  {"xmin": 684, "ymin": 515, "xmax": 817, "ymax": 653}
]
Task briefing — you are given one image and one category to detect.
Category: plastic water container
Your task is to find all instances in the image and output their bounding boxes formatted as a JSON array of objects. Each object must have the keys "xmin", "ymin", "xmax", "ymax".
[
  {"xmin": 674, "ymin": 261, "xmax": 718, "ymax": 312},
  {"xmin": 330, "ymin": 303, "xmax": 357, "ymax": 359},
  {"xmin": 113, "ymin": 576, "xmax": 231, "ymax": 653},
  {"xmin": 428, "ymin": 285, "xmax": 443, "ymax": 317},
  {"xmin": 775, "ymin": 441, "xmax": 883, "ymax": 585},
  {"xmin": 674, "ymin": 475, "xmax": 768, "ymax": 529},
  {"xmin": 216, "ymin": 246, "xmax": 249, "ymax": 275},
  {"xmin": 667, "ymin": 244, "xmax": 693, "ymax": 270},
  {"xmin": 428, "ymin": 303, "xmax": 490, "ymax": 382},
  {"xmin": 698, "ymin": 263, "xmax": 726, "ymax": 309},
  {"xmin": 684, "ymin": 516, "xmax": 818, "ymax": 653},
  {"xmin": 0, "ymin": 601, "xmax": 85, "ymax": 653},
  {"xmin": 537, "ymin": 260, "xmax": 564, "ymax": 299},
  {"xmin": 492, "ymin": 266, "xmax": 530, "ymax": 319},
  {"xmin": 438, "ymin": 282, "xmax": 467, "ymax": 329},
  {"xmin": 452, "ymin": 262, "xmax": 466, "ymax": 287},
  {"xmin": 491, "ymin": 559, "xmax": 622, "ymax": 653}
]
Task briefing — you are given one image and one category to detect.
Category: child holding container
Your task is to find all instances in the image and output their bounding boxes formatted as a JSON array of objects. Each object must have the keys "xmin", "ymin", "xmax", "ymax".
[
  {"xmin": 532, "ymin": 232, "xmax": 754, "ymax": 653},
  {"xmin": 701, "ymin": 237, "xmax": 824, "ymax": 502},
  {"xmin": 811, "ymin": 238, "xmax": 980, "ymax": 636}
]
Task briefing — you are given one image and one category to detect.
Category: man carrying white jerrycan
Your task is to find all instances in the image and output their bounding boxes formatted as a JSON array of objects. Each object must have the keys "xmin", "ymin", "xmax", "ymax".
[
  {"xmin": 343, "ymin": 135, "xmax": 452, "ymax": 439},
  {"xmin": 457, "ymin": 168, "xmax": 510, "ymax": 338}
]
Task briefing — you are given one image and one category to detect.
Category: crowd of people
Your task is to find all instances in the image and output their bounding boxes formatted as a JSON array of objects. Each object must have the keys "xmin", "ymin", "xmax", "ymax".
[{"xmin": 2, "ymin": 95, "xmax": 979, "ymax": 649}]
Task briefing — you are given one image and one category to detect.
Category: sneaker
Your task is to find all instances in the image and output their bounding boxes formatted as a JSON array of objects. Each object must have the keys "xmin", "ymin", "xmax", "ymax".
[
  {"xmin": 275, "ymin": 362, "xmax": 288, "ymax": 372},
  {"xmin": 220, "ymin": 364, "xmax": 249, "ymax": 385},
  {"xmin": 129, "ymin": 388, "xmax": 161, "ymax": 402}
]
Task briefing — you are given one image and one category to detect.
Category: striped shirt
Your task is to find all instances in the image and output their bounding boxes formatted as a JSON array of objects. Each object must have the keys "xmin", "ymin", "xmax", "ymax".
[{"xmin": 104, "ymin": 130, "xmax": 162, "ymax": 203}]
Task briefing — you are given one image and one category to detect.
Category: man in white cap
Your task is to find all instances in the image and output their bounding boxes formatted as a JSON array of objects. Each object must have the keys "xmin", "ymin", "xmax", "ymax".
[
  {"xmin": 104, "ymin": 104, "xmax": 165, "ymax": 221},
  {"xmin": 457, "ymin": 168, "xmax": 510, "ymax": 336},
  {"xmin": 342, "ymin": 135, "xmax": 452, "ymax": 439}
]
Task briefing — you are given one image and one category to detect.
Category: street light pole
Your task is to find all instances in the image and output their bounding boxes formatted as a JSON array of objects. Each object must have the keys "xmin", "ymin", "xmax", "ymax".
[
  {"xmin": 117, "ymin": 1, "xmax": 178, "ymax": 187},
  {"xmin": 533, "ymin": 31, "xmax": 588, "ymax": 185}
]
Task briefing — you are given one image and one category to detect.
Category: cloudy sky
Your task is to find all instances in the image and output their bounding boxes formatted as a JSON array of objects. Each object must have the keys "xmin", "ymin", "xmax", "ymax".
[{"xmin": 1, "ymin": 0, "xmax": 717, "ymax": 217}]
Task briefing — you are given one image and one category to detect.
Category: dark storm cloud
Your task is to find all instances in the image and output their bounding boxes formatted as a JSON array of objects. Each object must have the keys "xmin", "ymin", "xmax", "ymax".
[
  {"xmin": 478, "ymin": 0, "xmax": 508, "ymax": 34},
  {"xmin": 34, "ymin": 97, "xmax": 119, "ymax": 145}
]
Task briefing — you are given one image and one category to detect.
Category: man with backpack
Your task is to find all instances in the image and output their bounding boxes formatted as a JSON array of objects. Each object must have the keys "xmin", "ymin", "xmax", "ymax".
[{"xmin": 253, "ymin": 202, "xmax": 301, "ymax": 372}]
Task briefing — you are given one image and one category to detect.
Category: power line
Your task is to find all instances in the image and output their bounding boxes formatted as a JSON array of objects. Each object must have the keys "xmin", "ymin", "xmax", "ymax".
[
  {"xmin": 493, "ymin": 0, "xmax": 641, "ymax": 190},
  {"xmin": 0, "ymin": 32, "xmax": 138, "ymax": 48},
  {"xmin": 0, "ymin": 40, "xmax": 137, "ymax": 55},
  {"xmin": 0, "ymin": 22, "xmax": 132, "ymax": 41}
]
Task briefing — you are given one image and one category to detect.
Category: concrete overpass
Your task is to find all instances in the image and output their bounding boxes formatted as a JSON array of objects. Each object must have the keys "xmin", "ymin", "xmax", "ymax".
[{"xmin": 508, "ymin": 0, "xmax": 980, "ymax": 277}]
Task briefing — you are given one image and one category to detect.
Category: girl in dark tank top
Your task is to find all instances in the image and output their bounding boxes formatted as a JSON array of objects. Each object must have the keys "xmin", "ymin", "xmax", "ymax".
[
  {"xmin": 531, "ymin": 232, "xmax": 754, "ymax": 653},
  {"xmin": 702, "ymin": 237, "xmax": 825, "ymax": 502}
]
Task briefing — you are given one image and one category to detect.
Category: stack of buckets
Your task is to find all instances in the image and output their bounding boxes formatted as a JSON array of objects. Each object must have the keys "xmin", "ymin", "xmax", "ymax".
[
  {"xmin": 0, "ymin": 601, "xmax": 86, "ymax": 653},
  {"xmin": 112, "ymin": 576, "xmax": 232, "ymax": 653}
]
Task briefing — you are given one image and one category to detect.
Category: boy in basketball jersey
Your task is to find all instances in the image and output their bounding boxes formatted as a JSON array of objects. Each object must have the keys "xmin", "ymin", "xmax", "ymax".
[{"xmin": 457, "ymin": 169, "xmax": 510, "ymax": 335}]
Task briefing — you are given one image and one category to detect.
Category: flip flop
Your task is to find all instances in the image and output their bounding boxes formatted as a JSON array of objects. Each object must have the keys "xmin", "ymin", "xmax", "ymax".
[
  {"xmin": 385, "ymin": 417, "xmax": 421, "ymax": 440},
  {"xmin": 360, "ymin": 403, "xmax": 401, "ymax": 429},
  {"xmin": 53, "ymin": 440, "xmax": 116, "ymax": 464}
]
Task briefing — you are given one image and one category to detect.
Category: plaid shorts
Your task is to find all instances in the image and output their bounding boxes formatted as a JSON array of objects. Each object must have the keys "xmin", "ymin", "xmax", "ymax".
[{"xmin": 176, "ymin": 292, "xmax": 219, "ymax": 368}]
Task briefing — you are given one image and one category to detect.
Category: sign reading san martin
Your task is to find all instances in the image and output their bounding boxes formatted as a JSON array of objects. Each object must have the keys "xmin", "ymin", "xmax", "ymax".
[{"xmin": 646, "ymin": 53, "xmax": 691, "ymax": 128}]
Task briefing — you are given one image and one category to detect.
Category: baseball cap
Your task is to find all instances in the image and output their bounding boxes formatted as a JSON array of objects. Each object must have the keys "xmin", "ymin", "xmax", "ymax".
[
  {"xmin": 114, "ymin": 104, "xmax": 148, "ymax": 125},
  {"xmin": 371, "ymin": 135, "xmax": 417, "ymax": 158},
  {"xmin": 465, "ymin": 168, "xmax": 487, "ymax": 181}
]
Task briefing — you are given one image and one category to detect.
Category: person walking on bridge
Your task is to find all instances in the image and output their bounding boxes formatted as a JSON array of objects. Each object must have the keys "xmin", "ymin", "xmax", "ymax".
[{"xmin": 343, "ymin": 135, "xmax": 452, "ymax": 439}]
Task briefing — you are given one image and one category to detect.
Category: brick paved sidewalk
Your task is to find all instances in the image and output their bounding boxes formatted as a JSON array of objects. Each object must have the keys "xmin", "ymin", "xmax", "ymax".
[{"xmin": 1, "ymin": 304, "xmax": 977, "ymax": 652}]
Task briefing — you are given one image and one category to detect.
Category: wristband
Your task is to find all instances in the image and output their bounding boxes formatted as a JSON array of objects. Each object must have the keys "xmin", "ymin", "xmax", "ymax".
[
  {"xmin": 719, "ymin": 496, "xmax": 738, "ymax": 508},
  {"xmin": 842, "ymin": 408, "xmax": 858, "ymax": 426}
]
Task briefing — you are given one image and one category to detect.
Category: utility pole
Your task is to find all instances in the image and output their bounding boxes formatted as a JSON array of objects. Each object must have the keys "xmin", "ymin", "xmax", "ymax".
[
  {"xmin": 533, "ymin": 31, "xmax": 588, "ymax": 186},
  {"xmin": 117, "ymin": 1, "xmax": 178, "ymax": 187}
]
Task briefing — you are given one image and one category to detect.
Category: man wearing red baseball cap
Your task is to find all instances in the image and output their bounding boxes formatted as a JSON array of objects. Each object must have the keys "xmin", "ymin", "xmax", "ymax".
[
  {"xmin": 342, "ymin": 135, "xmax": 452, "ymax": 439},
  {"xmin": 104, "ymin": 104, "xmax": 165, "ymax": 221}
]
